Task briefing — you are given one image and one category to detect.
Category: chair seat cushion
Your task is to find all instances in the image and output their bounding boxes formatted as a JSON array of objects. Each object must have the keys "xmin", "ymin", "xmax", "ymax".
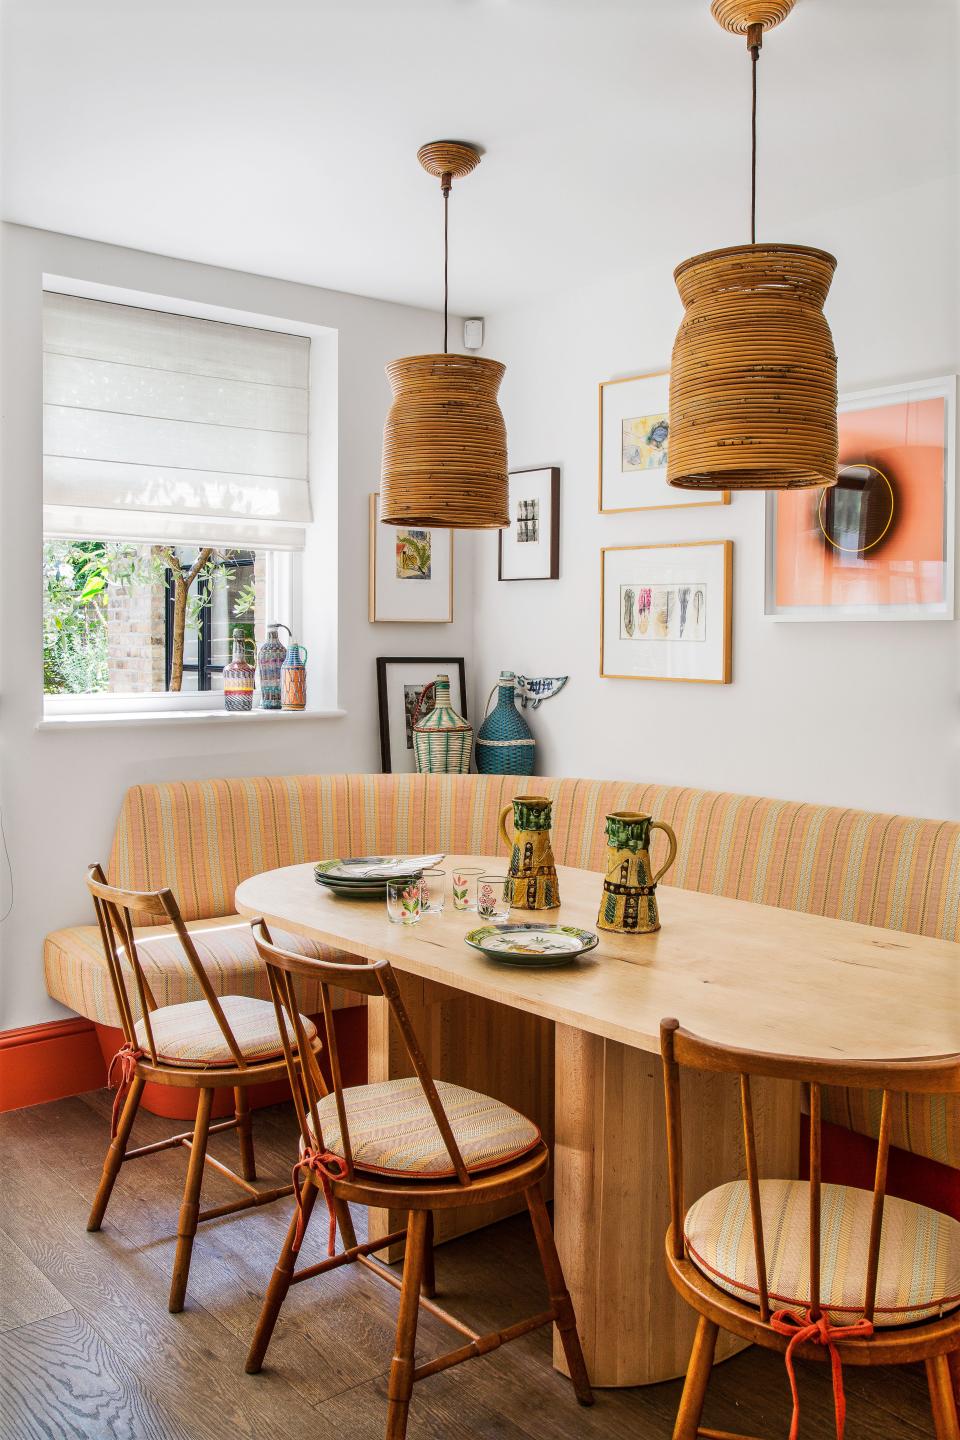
[
  {"xmin": 134, "ymin": 994, "xmax": 317, "ymax": 1069},
  {"xmin": 685, "ymin": 1178, "xmax": 960, "ymax": 1328},
  {"xmin": 44, "ymin": 915, "xmax": 360, "ymax": 1027},
  {"xmin": 306, "ymin": 1077, "xmax": 541, "ymax": 1178}
]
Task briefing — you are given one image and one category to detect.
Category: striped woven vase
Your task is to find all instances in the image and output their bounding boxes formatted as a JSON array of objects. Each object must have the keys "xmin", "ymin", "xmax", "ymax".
[
  {"xmin": 476, "ymin": 672, "xmax": 535, "ymax": 775},
  {"xmin": 412, "ymin": 674, "xmax": 473, "ymax": 774}
]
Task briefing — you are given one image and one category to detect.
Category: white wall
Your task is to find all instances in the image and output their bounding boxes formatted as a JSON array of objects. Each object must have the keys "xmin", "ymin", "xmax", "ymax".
[
  {"xmin": 471, "ymin": 177, "xmax": 959, "ymax": 821},
  {"xmin": 0, "ymin": 224, "xmax": 473, "ymax": 1030}
]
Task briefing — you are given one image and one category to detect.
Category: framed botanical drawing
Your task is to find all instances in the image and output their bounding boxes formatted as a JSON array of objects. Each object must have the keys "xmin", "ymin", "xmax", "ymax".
[
  {"xmin": 368, "ymin": 493, "xmax": 453, "ymax": 622},
  {"xmin": 598, "ymin": 370, "xmax": 730, "ymax": 513},
  {"xmin": 498, "ymin": 465, "xmax": 560, "ymax": 581},
  {"xmin": 764, "ymin": 375, "xmax": 956, "ymax": 621},
  {"xmin": 600, "ymin": 541, "xmax": 732, "ymax": 684},
  {"xmin": 376, "ymin": 656, "xmax": 468, "ymax": 773}
]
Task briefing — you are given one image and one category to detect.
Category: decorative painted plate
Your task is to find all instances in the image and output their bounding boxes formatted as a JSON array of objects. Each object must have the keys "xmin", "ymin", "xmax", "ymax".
[
  {"xmin": 464, "ymin": 923, "xmax": 599, "ymax": 967},
  {"xmin": 314, "ymin": 855, "xmax": 442, "ymax": 884}
]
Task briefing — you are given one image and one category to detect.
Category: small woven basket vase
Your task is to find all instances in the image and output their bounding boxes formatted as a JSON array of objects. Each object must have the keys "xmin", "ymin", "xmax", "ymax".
[
  {"xmin": 412, "ymin": 675, "xmax": 473, "ymax": 775},
  {"xmin": 476, "ymin": 672, "xmax": 535, "ymax": 776},
  {"xmin": 668, "ymin": 243, "xmax": 838, "ymax": 491},
  {"xmin": 380, "ymin": 354, "xmax": 509, "ymax": 528}
]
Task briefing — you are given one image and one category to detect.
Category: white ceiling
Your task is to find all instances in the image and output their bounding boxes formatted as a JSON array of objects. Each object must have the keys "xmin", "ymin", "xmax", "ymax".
[{"xmin": 2, "ymin": 0, "xmax": 956, "ymax": 316}]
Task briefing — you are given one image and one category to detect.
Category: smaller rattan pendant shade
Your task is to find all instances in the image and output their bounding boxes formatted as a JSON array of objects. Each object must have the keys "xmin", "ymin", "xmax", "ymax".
[
  {"xmin": 380, "ymin": 352, "xmax": 509, "ymax": 528},
  {"xmin": 668, "ymin": 243, "xmax": 839, "ymax": 491}
]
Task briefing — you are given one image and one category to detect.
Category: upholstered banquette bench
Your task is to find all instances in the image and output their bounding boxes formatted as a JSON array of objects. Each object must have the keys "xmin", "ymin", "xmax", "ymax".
[{"xmin": 44, "ymin": 773, "xmax": 960, "ymax": 1209}]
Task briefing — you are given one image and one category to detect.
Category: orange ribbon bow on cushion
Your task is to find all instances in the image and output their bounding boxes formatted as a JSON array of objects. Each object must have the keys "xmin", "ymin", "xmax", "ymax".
[
  {"xmin": 292, "ymin": 1146, "xmax": 349, "ymax": 1257},
  {"xmin": 770, "ymin": 1307, "xmax": 874, "ymax": 1440}
]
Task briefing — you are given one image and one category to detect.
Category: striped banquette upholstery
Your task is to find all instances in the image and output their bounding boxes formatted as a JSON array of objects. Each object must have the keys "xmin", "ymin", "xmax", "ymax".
[{"xmin": 44, "ymin": 773, "xmax": 960, "ymax": 1166}]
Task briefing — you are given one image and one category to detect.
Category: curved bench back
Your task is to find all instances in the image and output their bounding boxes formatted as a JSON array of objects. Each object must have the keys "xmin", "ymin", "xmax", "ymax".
[{"xmin": 106, "ymin": 773, "xmax": 960, "ymax": 1167}]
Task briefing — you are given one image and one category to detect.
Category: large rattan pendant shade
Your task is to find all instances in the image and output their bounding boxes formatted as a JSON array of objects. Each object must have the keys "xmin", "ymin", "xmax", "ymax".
[
  {"xmin": 380, "ymin": 353, "xmax": 508, "ymax": 528},
  {"xmin": 668, "ymin": 243, "xmax": 838, "ymax": 491},
  {"xmin": 379, "ymin": 140, "xmax": 509, "ymax": 529},
  {"xmin": 668, "ymin": 0, "xmax": 839, "ymax": 492}
]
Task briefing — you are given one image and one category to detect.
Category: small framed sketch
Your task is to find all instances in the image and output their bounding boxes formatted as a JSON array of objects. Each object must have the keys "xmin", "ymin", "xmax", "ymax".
[
  {"xmin": 376, "ymin": 656, "xmax": 468, "ymax": 773},
  {"xmin": 598, "ymin": 370, "xmax": 730, "ymax": 512},
  {"xmin": 601, "ymin": 540, "xmax": 732, "ymax": 684},
  {"xmin": 499, "ymin": 466, "xmax": 560, "ymax": 581},
  {"xmin": 764, "ymin": 375, "xmax": 956, "ymax": 621},
  {"xmin": 368, "ymin": 494, "xmax": 453, "ymax": 622}
]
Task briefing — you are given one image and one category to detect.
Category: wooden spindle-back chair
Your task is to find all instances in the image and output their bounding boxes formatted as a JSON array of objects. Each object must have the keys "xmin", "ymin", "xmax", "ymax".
[
  {"xmin": 247, "ymin": 919, "xmax": 593, "ymax": 1440},
  {"xmin": 85, "ymin": 864, "xmax": 322, "ymax": 1312},
  {"xmin": 660, "ymin": 1018, "xmax": 960, "ymax": 1440}
]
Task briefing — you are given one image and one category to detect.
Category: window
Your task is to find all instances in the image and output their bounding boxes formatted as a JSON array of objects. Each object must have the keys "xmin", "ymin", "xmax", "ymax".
[{"xmin": 41, "ymin": 290, "xmax": 309, "ymax": 714}]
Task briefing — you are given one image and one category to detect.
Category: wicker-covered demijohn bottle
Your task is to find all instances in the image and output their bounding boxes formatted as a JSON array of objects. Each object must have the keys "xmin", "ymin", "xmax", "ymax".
[
  {"xmin": 476, "ymin": 671, "xmax": 535, "ymax": 775},
  {"xmin": 412, "ymin": 674, "xmax": 472, "ymax": 774}
]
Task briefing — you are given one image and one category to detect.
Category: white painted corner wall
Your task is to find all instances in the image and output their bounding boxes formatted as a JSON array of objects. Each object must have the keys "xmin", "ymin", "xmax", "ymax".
[
  {"xmin": 1, "ymin": 175, "xmax": 958, "ymax": 1032},
  {"xmin": 470, "ymin": 176, "xmax": 960, "ymax": 822}
]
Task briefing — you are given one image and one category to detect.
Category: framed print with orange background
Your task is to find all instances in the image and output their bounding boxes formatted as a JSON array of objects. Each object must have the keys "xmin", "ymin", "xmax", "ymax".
[
  {"xmin": 599, "ymin": 370, "xmax": 730, "ymax": 513},
  {"xmin": 765, "ymin": 376, "xmax": 956, "ymax": 621}
]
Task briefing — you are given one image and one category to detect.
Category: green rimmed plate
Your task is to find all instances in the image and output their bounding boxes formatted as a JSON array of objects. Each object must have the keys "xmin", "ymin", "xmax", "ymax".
[{"xmin": 464, "ymin": 923, "xmax": 599, "ymax": 967}]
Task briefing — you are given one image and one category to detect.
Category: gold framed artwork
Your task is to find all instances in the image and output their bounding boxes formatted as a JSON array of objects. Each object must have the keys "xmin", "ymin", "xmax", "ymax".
[
  {"xmin": 368, "ymin": 493, "xmax": 454, "ymax": 623},
  {"xmin": 600, "ymin": 540, "xmax": 733, "ymax": 684},
  {"xmin": 598, "ymin": 370, "xmax": 730, "ymax": 513}
]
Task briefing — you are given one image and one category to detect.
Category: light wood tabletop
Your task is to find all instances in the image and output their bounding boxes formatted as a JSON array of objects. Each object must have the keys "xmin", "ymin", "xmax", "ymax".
[
  {"xmin": 235, "ymin": 855, "xmax": 960, "ymax": 1061},
  {"xmin": 235, "ymin": 855, "xmax": 960, "ymax": 1388}
]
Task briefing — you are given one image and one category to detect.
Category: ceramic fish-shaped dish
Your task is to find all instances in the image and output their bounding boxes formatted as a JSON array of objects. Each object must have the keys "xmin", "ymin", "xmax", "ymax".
[{"xmin": 514, "ymin": 675, "xmax": 568, "ymax": 710}]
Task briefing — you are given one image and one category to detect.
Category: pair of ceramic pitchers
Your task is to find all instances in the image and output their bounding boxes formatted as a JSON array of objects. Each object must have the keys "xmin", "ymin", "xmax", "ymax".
[{"xmin": 499, "ymin": 795, "xmax": 678, "ymax": 934}]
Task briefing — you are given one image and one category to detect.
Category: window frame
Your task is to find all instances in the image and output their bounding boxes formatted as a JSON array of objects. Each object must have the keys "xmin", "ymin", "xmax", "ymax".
[{"xmin": 39, "ymin": 273, "xmax": 338, "ymax": 724}]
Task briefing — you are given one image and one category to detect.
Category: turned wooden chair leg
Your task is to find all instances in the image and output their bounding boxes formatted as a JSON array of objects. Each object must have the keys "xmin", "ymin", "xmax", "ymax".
[
  {"xmin": 524, "ymin": 1184, "xmax": 593, "ymax": 1406},
  {"xmin": 949, "ymin": 1349, "xmax": 960, "ymax": 1408},
  {"xmin": 246, "ymin": 1183, "xmax": 318, "ymax": 1374},
  {"xmin": 420, "ymin": 1210, "xmax": 436, "ymax": 1299},
  {"xmin": 234, "ymin": 1086, "xmax": 256, "ymax": 1182},
  {"xmin": 673, "ymin": 1315, "xmax": 719, "ymax": 1440},
  {"xmin": 168, "ymin": 1085, "xmax": 214, "ymax": 1314},
  {"xmin": 928, "ymin": 1355, "xmax": 960, "ymax": 1440},
  {"xmin": 87, "ymin": 1074, "xmax": 145, "ymax": 1232},
  {"xmin": 385, "ymin": 1209, "xmax": 428, "ymax": 1440}
]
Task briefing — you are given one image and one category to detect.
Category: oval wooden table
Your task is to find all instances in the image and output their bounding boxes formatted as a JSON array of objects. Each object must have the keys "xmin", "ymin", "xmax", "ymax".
[{"xmin": 236, "ymin": 856, "xmax": 960, "ymax": 1388}]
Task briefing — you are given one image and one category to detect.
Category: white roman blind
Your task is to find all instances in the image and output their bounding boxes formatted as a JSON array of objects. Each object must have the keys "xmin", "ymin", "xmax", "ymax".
[{"xmin": 42, "ymin": 292, "xmax": 311, "ymax": 549}]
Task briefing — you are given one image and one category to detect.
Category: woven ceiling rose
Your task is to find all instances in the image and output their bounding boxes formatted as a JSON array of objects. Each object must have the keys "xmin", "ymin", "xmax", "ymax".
[
  {"xmin": 667, "ymin": 0, "xmax": 839, "ymax": 492},
  {"xmin": 379, "ymin": 141, "xmax": 509, "ymax": 529}
]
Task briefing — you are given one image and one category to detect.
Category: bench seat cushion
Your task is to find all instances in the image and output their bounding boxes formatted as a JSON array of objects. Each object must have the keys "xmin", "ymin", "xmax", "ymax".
[
  {"xmin": 134, "ymin": 995, "xmax": 317, "ymax": 1069},
  {"xmin": 44, "ymin": 915, "xmax": 356, "ymax": 1028},
  {"xmin": 685, "ymin": 1178, "xmax": 960, "ymax": 1328}
]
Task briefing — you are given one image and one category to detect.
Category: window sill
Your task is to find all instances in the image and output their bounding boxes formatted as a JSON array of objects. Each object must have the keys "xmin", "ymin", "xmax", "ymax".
[{"xmin": 37, "ymin": 707, "xmax": 346, "ymax": 731}]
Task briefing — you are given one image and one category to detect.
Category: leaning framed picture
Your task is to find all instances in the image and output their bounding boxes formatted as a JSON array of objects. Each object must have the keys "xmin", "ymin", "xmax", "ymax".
[
  {"xmin": 499, "ymin": 465, "xmax": 560, "ymax": 581},
  {"xmin": 376, "ymin": 656, "xmax": 468, "ymax": 773},
  {"xmin": 598, "ymin": 370, "xmax": 730, "ymax": 513},
  {"xmin": 368, "ymin": 493, "xmax": 453, "ymax": 623},
  {"xmin": 764, "ymin": 375, "xmax": 956, "ymax": 621},
  {"xmin": 600, "ymin": 540, "xmax": 732, "ymax": 684}
]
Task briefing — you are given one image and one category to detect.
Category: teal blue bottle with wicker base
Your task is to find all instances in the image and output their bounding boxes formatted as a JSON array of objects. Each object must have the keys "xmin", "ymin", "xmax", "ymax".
[
  {"xmin": 476, "ymin": 671, "xmax": 535, "ymax": 775},
  {"xmin": 412, "ymin": 674, "xmax": 473, "ymax": 774}
]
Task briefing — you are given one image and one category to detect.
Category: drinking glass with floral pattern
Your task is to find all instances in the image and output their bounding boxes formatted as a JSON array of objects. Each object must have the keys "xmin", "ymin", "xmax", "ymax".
[
  {"xmin": 452, "ymin": 865, "xmax": 484, "ymax": 911},
  {"xmin": 386, "ymin": 875, "xmax": 424, "ymax": 925},
  {"xmin": 477, "ymin": 874, "xmax": 511, "ymax": 923}
]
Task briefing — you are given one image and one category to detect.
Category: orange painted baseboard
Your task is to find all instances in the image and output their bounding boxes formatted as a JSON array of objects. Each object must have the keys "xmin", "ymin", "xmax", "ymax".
[
  {"xmin": 0, "ymin": 1018, "xmax": 107, "ymax": 1112},
  {"xmin": 0, "ymin": 1006, "xmax": 369, "ymax": 1119}
]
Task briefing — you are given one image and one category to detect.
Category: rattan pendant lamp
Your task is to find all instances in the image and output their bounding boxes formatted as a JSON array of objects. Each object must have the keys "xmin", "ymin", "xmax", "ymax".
[
  {"xmin": 379, "ymin": 141, "xmax": 509, "ymax": 529},
  {"xmin": 668, "ymin": 0, "xmax": 839, "ymax": 492}
]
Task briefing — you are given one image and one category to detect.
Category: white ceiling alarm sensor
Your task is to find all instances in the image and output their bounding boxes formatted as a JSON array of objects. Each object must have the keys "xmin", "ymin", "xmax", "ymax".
[{"xmin": 463, "ymin": 318, "xmax": 484, "ymax": 351}]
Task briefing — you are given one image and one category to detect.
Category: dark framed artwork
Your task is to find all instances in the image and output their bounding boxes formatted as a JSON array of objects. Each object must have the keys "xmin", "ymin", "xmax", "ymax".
[
  {"xmin": 376, "ymin": 656, "xmax": 468, "ymax": 773},
  {"xmin": 498, "ymin": 466, "xmax": 560, "ymax": 581}
]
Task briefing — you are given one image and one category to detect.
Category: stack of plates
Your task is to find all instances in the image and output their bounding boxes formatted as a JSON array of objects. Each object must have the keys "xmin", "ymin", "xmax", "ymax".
[
  {"xmin": 465, "ymin": 923, "xmax": 599, "ymax": 968},
  {"xmin": 314, "ymin": 855, "xmax": 443, "ymax": 900}
]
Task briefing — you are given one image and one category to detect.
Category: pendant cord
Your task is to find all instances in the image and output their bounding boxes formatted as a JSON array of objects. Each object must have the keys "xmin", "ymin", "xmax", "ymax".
[
  {"xmin": 750, "ymin": 41, "xmax": 759, "ymax": 244},
  {"xmin": 442, "ymin": 179, "xmax": 450, "ymax": 354}
]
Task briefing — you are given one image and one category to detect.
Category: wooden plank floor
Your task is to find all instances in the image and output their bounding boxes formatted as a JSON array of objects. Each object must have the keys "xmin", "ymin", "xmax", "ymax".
[{"xmin": 0, "ymin": 1092, "xmax": 939, "ymax": 1439}]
